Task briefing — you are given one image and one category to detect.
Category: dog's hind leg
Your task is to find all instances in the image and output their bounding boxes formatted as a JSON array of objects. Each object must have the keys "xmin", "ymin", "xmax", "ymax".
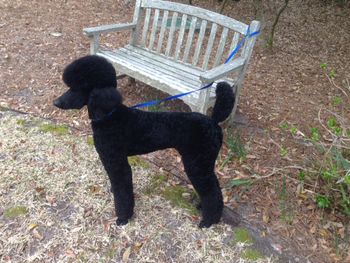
[{"xmin": 181, "ymin": 154, "xmax": 223, "ymax": 228}]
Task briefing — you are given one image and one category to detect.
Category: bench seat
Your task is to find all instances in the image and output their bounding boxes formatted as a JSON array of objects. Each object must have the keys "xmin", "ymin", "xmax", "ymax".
[{"xmin": 98, "ymin": 45, "xmax": 232, "ymax": 109}]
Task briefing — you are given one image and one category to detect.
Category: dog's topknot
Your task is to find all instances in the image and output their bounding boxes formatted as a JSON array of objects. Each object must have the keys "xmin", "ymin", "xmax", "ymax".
[{"xmin": 63, "ymin": 55, "xmax": 116, "ymax": 91}]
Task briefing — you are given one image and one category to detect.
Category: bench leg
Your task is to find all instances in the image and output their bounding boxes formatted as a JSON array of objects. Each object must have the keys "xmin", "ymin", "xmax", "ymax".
[
  {"xmin": 128, "ymin": 77, "xmax": 136, "ymax": 86},
  {"xmin": 190, "ymin": 103, "xmax": 209, "ymax": 115},
  {"xmin": 198, "ymin": 103, "xmax": 210, "ymax": 115},
  {"xmin": 116, "ymin": 74, "xmax": 127, "ymax": 80},
  {"xmin": 227, "ymin": 84, "xmax": 240, "ymax": 126}
]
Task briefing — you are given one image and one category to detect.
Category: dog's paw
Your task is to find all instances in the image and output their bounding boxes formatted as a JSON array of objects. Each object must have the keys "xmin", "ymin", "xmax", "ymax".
[
  {"xmin": 198, "ymin": 220, "xmax": 213, "ymax": 228},
  {"xmin": 198, "ymin": 218, "xmax": 220, "ymax": 228},
  {"xmin": 116, "ymin": 218, "xmax": 129, "ymax": 226}
]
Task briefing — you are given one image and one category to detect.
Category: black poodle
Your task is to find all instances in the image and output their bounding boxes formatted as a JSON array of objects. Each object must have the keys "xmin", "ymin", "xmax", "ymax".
[{"xmin": 54, "ymin": 55, "xmax": 235, "ymax": 228}]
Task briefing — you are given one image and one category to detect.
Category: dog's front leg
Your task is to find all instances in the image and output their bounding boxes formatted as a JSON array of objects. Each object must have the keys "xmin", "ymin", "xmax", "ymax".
[{"xmin": 100, "ymin": 155, "xmax": 135, "ymax": 226}]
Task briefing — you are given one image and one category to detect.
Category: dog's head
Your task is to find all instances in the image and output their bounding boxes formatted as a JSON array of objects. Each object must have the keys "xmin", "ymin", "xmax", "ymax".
[
  {"xmin": 54, "ymin": 55, "xmax": 122, "ymax": 120},
  {"xmin": 54, "ymin": 55, "xmax": 118, "ymax": 109}
]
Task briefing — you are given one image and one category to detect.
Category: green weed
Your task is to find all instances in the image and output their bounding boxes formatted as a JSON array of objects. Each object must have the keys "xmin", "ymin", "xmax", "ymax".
[
  {"xmin": 142, "ymin": 174, "xmax": 167, "ymax": 195},
  {"xmin": 162, "ymin": 185, "xmax": 198, "ymax": 215},
  {"xmin": 332, "ymin": 96, "xmax": 342, "ymax": 106},
  {"xmin": 233, "ymin": 228, "xmax": 253, "ymax": 244},
  {"xmin": 316, "ymin": 195, "xmax": 331, "ymax": 209},
  {"xmin": 40, "ymin": 123, "xmax": 69, "ymax": 135},
  {"xmin": 128, "ymin": 156, "xmax": 150, "ymax": 169},
  {"xmin": 16, "ymin": 119, "xmax": 26, "ymax": 126},
  {"xmin": 227, "ymin": 178, "xmax": 251, "ymax": 188},
  {"xmin": 220, "ymin": 131, "xmax": 246, "ymax": 170},
  {"xmin": 241, "ymin": 248, "xmax": 262, "ymax": 261},
  {"xmin": 290, "ymin": 126, "xmax": 298, "ymax": 135},
  {"xmin": 87, "ymin": 136, "xmax": 94, "ymax": 146},
  {"xmin": 279, "ymin": 122, "xmax": 289, "ymax": 130},
  {"xmin": 320, "ymin": 62, "xmax": 328, "ymax": 70},
  {"xmin": 310, "ymin": 127, "xmax": 320, "ymax": 142},
  {"xmin": 4, "ymin": 206, "xmax": 28, "ymax": 218},
  {"xmin": 280, "ymin": 147, "xmax": 288, "ymax": 157},
  {"xmin": 298, "ymin": 171, "xmax": 306, "ymax": 181}
]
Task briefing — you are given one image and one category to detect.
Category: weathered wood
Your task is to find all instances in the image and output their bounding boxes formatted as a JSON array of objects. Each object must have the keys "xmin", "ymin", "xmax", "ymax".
[
  {"xmin": 148, "ymin": 9, "xmax": 160, "ymax": 50},
  {"xmin": 141, "ymin": 8, "xmax": 152, "ymax": 47},
  {"xmin": 182, "ymin": 16, "xmax": 197, "ymax": 64},
  {"xmin": 83, "ymin": 0, "xmax": 260, "ymax": 118},
  {"xmin": 174, "ymin": 14, "xmax": 188, "ymax": 60},
  {"xmin": 141, "ymin": 0, "xmax": 248, "ymax": 34},
  {"xmin": 89, "ymin": 35, "xmax": 99, "ymax": 55},
  {"xmin": 192, "ymin": 20, "xmax": 207, "ymax": 67},
  {"xmin": 84, "ymin": 23, "xmax": 137, "ymax": 36},
  {"xmin": 123, "ymin": 45, "xmax": 203, "ymax": 76},
  {"xmin": 228, "ymin": 32, "xmax": 240, "ymax": 60},
  {"xmin": 156, "ymin": 10, "xmax": 169, "ymax": 53},
  {"xmin": 131, "ymin": 0, "xmax": 143, "ymax": 45},
  {"xmin": 214, "ymin": 27, "xmax": 228, "ymax": 66},
  {"xmin": 165, "ymin": 12, "xmax": 178, "ymax": 57},
  {"xmin": 202, "ymin": 23, "xmax": 218, "ymax": 70},
  {"xmin": 122, "ymin": 46, "xmax": 200, "ymax": 80},
  {"xmin": 229, "ymin": 20, "xmax": 261, "ymax": 124},
  {"xmin": 200, "ymin": 57, "xmax": 245, "ymax": 82}
]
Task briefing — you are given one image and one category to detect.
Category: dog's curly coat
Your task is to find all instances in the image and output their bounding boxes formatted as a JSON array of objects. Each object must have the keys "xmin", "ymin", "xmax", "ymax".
[{"xmin": 54, "ymin": 55, "xmax": 235, "ymax": 228}]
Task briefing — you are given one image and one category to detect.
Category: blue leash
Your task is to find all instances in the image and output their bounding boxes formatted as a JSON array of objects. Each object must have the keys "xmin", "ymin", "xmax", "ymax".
[
  {"xmin": 93, "ymin": 27, "xmax": 260, "ymax": 122},
  {"xmin": 131, "ymin": 27, "xmax": 260, "ymax": 109}
]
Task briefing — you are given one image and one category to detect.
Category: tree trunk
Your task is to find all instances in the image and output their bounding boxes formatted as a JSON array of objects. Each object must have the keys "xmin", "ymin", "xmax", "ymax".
[{"xmin": 267, "ymin": 0, "xmax": 289, "ymax": 48}]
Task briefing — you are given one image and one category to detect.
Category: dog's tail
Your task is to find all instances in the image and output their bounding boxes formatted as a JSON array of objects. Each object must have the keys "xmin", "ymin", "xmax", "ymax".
[{"xmin": 211, "ymin": 82, "xmax": 235, "ymax": 123}]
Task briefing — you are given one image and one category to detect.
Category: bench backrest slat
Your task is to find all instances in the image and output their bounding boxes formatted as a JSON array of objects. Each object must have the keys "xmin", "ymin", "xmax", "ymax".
[
  {"xmin": 140, "ymin": 8, "xmax": 152, "ymax": 47},
  {"xmin": 228, "ymin": 32, "xmax": 240, "ymax": 60},
  {"xmin": 202, "ymin": 23, "xmax": 218, "ymax": 70},
  {"xmin": 174, "ymin": 14, "xmax": 188, "ymax": 60},
  {"xmin": 165, "ymin": 12, "xmax": 178, "ymax": 56},
  {"xmin": 192, "ymin": 20, "xmax": 207, "ymax": 67},
  {"xmin": 182, "ymin": 16, "xmax": 197, "ymax": 64},
  {"xmin": 214, "ymin": 27, "xmax": 229, "ymax": 67},
  {"xmin": 156, "ymin": 10, "xmax": 168, "ymax": 53},
  {"xmin": 131, "ymin": 0, "xmax": 142, "ymax": 45},
  {"xmin": 148, "ymin": 9, "xmax": 160, "ymax": 50}
]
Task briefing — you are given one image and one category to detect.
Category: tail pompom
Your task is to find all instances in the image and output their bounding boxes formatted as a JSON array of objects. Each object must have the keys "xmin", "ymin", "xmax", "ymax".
[{"xmin": 211, "ymin": 82, "xmax": 235, "ymax": 123}]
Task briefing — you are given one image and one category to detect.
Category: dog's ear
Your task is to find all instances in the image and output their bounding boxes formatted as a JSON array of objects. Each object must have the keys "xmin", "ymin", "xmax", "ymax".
[{"xmin": 87, "ymin": 87, "xmax": 122, "ymax": 120}]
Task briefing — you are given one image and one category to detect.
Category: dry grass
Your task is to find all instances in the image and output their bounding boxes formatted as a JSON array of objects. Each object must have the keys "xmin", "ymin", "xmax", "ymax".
[{"xmin": 0, "ymin": 110, "xmax": 274, "ymax": 262}]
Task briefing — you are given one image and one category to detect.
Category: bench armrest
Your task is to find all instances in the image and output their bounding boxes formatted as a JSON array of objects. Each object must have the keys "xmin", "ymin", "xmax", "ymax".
[
  {"xmin": 200, "ymin": 57, "xmax": 245, "ymax": 83},
  {"xmin": 83, "ymin": 23, "xmax": 137, "ymax": 36}
]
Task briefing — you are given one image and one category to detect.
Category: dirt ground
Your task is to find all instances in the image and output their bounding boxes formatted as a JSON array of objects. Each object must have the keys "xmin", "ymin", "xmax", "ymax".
[{"xmin": 0, "ymin": 0, "xmax": 350, "ymax": 262}]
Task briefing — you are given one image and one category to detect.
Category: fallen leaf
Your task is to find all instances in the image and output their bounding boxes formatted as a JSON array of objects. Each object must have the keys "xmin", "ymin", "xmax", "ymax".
[
  {"xmin": 246, "ymin": 154, "xmax": 257, "ymax": 159},
  {"xmin": 65, "ymin": 250, "xmax": 75, "ymax": 258},
  {"xmin": 133, "ymin": 242, "xmax": 143, "ymax": 253},
  {"xmin": 88, "ymin": 185, "xmax": 100, "ymax": 194},
  {"xmin": 263, "ymin": 213, "xmax": 270, "ymax": 223},
  {"xmin": 35, "ymin": 186, "xmax": 45, "ymax": 196},
  {"xmin": 338, "ymin": 227, "xmax": 345, "ymax": 239},
  {"xmin": 32, "ymin": 229, "xmax": 44, "ymax": 240},
  {"xmin": 28, "ymin": 223, "xmax": 38, "ymax": 231},
  {"xmin": 319, "ymin": 229, "xmax": 329, "ymax": 238},
  {"xmin": 122, "ymin": 247, "xmax": 131, "ymax": 262},
  {"xmin": 50, "ymin": 32, "xmax": 62, "ymax": 37},
  {"xmin": 310, "ymin": 225, "xmax": 316, "ymax": 234},
  {"xmin": 103, "ymin": 220, "xmax": 111, "ymax": 232},
  {"xmin": 46, "ymin": 195, "xmax": 56, "ymax": 206}
]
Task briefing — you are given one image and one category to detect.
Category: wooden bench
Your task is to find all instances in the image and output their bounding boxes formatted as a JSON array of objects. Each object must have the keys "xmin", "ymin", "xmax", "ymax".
[{"xmin": 83, "ymin": 0, "xmax": 260, "ymax": 117}]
